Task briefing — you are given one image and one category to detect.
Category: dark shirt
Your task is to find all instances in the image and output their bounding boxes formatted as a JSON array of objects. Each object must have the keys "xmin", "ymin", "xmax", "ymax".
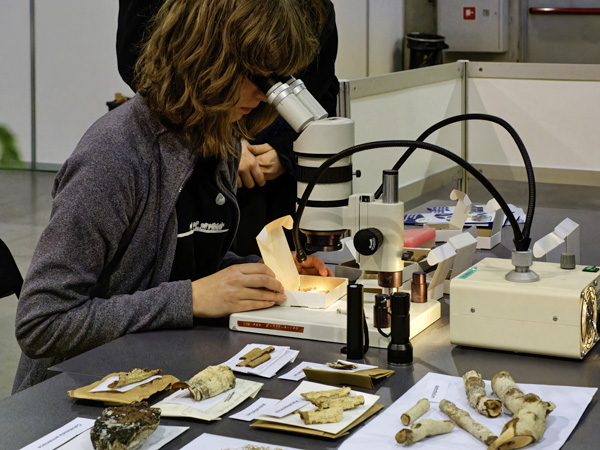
[{"xmin": 170, "ymin": 157, "xmax": 235, "ymax": 282}]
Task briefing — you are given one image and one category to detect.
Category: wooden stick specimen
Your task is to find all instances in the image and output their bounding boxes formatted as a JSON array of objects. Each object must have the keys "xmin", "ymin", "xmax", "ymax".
[
  {"xmin": 439, "ymin": 399, "xmax": 498, "ymax": 446},
  {"xmin": 395, "ymin": 419, "xmax": 454, "ymax": 445},
  {"xmin": 488, "ymin": 371, "xmax": 556, "ymax": 450},
  {"xmin": 463, "ymin": 370, "xmax": 502, "ymax": 418},
  {"xmin": 401, "ymin": 398, "xmax": 430, "ymax": 426}
]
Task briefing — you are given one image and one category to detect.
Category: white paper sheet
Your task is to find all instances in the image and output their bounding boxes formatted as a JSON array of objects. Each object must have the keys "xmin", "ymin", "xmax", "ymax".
[
  {"xmin": 158, "ymin": 386, "xmax": 235, "ymax": 412},
  {"xmin": 255, "ymin": 380, "xmax": 380, "ymax": 435},
  {"xmin": 155, "ymin": 378, "xmax": 263, "ymax": 421},
  {"xmin": 180, "ymin": 433, "xmax": 302, "ymax": 450},
  {"xmin": 339, "ymin": 372, "xmax": 597, "ymax": 450},
  {"xmin": 221, "ymin": 343, "xmax": 298, "ymax": 378},
  {"xmin": 21, "ymin": 417, "xmax": 187, "ymax": 450}
]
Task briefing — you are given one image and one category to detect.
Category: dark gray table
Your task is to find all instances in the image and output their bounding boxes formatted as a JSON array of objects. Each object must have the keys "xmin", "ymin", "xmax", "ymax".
[
  {"xmin": 2, "ymin": 298, "xmax": 592, "ymax": 449},
  {"xmin": 4, "ymin": 187, "xmax": 599, "ymax": 449}
]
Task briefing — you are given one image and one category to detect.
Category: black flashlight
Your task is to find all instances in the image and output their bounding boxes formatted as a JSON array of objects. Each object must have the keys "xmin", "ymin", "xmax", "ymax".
[{"xmin": 388, "ymin": 292, "xmax": 413, "ymax": 365}]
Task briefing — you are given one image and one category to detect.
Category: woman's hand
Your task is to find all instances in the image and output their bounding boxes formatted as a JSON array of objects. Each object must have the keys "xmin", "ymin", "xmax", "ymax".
[
  {"xmin": 191, "ymin": 263, "xmax": 286, "ymax": 318},
  {"xmin": 251, "ymin": 143, "xmax": 285, "ymax": 181},
  {"xmin": 237, "ymin": 139, "xmax": 266, "ymax": 188},
  {"xmin": 237, "ymin": 140, "xmax": 284, "ymax": 188},
  {"xmin": 292, "ymin": 252, "xmax": 334, "ymax": 277}
]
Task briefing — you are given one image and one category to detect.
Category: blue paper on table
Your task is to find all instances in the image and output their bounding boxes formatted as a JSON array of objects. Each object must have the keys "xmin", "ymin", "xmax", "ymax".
[{"xmin": 404, "ymin": 204, "xmax": 525, "ymax": 228}]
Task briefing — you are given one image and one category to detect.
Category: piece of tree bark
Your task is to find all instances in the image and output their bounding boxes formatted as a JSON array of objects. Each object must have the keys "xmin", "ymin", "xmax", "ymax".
[
  {"xmin": 299, "ymin": 406, "xmax": 344, "ymax": 424},
  {"xmin": 463, "ymin": 370, "xmax": 502, "ymax": 418},
  {"xmin": 302, "ymin": 386, "xmax": 351, "ymax": 402},
  {"xmin": 395, "ymin": 419, "xmax": 454, "ymax": 444},
  {"xmin": 173, "ymin": 365, "xmax": 236, "ymax": 401},
  {"xmin": 313, "ymin": 395, "xmax": 364, "ymax": 410},
  {"xmin": 401, "ymin": 398, "xmax": 430, "ymax": 426},
  {"xmin": 439, "ymin": 398, "xmax": 498, "ymax": 445},
  {"xmin": 488, "ymin": 371, "xmax": 556, "ymax": 450}
]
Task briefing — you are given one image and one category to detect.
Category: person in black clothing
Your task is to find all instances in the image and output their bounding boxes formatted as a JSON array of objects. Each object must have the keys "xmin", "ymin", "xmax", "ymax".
[{"xmin": 116, "ymin": 0, "xmax": 340, "ymax": 256}]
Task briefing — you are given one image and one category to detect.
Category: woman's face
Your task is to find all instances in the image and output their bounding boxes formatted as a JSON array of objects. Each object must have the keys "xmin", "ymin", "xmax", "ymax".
[{"xmin": 231, "ymin": 78, "xmax": 268, "ymax": 122}]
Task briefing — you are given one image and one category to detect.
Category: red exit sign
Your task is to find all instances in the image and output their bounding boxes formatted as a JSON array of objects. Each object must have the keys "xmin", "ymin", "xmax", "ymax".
[{"xmin": 463, "ymin": 6, "xmax": 476, "ymax": 20}]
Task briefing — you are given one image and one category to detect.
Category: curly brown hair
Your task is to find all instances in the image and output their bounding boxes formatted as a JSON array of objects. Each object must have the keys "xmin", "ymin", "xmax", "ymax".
[{"xmin": 135, "ymin": 0, "xmax": 328, "ymax": 158}]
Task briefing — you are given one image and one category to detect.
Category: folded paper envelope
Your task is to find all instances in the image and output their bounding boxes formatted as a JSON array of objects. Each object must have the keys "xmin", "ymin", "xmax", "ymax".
[
  {"xmin": 251, "ymin": 380, "xmax": 383, "ymax": 439},
  {"xmin": 303, "ymin": 367, "xmax": 394, "ymax": 389},
  {"xmin": 251, "ymin": 403, "xmax": 384, "ymax": 439},
  {"xmin": 68, "ymin": 372, "xmax": 179, "ymax": 405},
  {"xmin": 256, "ymin": 215, "xmax": 348, "ymax": 308}
]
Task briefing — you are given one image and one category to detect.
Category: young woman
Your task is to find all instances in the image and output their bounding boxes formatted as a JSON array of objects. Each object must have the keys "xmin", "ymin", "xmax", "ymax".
[{"xmin": 13, "ymin": 0, "xmax": 332, "ymax": 393}]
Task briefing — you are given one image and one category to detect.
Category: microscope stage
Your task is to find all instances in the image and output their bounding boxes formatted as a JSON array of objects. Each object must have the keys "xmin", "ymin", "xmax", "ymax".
[{"xmin": 229, "ymin": 292, "xmax": 441, "ymax": 349}]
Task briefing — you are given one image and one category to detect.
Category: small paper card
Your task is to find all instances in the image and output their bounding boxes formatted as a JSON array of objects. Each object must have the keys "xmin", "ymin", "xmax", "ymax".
[
  {"xmin": 260, "ymin": 394, "xmax": 311, "ymax": 418},
  {"xmin": 229, "ymin": 398, "xmax": 280, "ymax": 422}
]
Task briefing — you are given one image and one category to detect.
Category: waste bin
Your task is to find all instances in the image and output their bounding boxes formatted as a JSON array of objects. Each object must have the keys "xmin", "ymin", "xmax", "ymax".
[{"xmin": 406, "ymin": 33, "xmax": 449, "ymax": 69}]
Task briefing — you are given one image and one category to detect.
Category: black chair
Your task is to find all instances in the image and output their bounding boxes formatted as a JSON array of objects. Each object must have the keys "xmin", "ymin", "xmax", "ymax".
[{"xmin": 0, "ymin": 238, "xmax": 23, "ymax": 298}]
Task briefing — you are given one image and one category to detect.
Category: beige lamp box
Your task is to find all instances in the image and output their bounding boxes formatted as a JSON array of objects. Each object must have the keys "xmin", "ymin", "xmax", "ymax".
[
  {"xmin": 450, "ymin": 257, "xmax": 600, "ymax": 359},
  {"xmin": 256, "ymin": 216, "xmax": 347, "ymax": 309}
]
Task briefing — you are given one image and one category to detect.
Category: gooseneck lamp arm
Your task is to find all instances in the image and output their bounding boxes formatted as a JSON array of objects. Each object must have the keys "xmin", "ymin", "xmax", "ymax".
[
  {"xmin": 293, "ymin": 140, "xmax": 528, "ymax": 264},
  {"xmin": 373, "ymin": 114, "xmax": 536, "ymax": 248}
]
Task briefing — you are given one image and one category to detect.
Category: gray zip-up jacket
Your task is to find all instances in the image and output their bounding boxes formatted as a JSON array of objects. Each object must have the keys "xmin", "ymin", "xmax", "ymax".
[{"xmin": 13, "ymin": 95, "xmax": 258, "ymax": 393}]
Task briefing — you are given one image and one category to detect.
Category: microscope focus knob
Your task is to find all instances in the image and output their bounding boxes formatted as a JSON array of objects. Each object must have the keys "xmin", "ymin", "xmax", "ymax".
[{"xmin": 354, "ymin": 228, "xmax": 383, "ymax": 256}]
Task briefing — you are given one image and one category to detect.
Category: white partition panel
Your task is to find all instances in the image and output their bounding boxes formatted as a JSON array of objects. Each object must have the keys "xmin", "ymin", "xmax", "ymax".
[
  {"xmin": 466, "ymin": 62, "xmax": 600, "ymax": 186},
  {"xmin": 34, "ymin": 0, "xmax": 134, "ymax": 168},
  {"xmin": 0, "ymin": 1, "xmax": 32, "ymax": 165},
  {"xmin": 345, "ymin": 63, "xmax": 465, "ymax": 197}
]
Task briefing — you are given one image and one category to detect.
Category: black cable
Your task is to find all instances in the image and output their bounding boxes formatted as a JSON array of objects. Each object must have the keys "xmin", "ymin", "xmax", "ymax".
[
  {"xmin": 373, "ymin": 114, "xmax": 536, "ymax": 243},
  {"xmin": 293, "ymin": 140, "xmax": 528, "ymax": 265}
]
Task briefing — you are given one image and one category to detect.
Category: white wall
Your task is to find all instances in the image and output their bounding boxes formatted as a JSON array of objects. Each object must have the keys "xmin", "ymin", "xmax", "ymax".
[
  {"xmin": 0, "ymin": 1, "xmax": 32, "ymax": 164},
  {"xmin": 333, "ymin": 0, "xmax": 405, "ymax": 79},
  {"xmin": 466, "ymin": 63, "xmax": 600, "ymax": 185},
  {"xmin": 34, "ymin": 0, "xmax": 133, "ymax": 167}
]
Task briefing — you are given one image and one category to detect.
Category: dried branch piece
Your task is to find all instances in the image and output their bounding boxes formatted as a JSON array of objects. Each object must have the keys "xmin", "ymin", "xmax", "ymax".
[
  {"xmin": 326, "ymin": 361, "xmax": 357, "ymax": 370},
  {"xmin": 395, "ymin": 419, "xmax": 454, "ymax": 445},
  {"xmin": 313, "ymin": 395, "xmax": 365, "ymax": 410},
  {"xmin": 488, "ymin": 371, "xmax": 556, "ymax": 450},
  {"xmin": 463, "ymin": 370, "xmax": 502, "ymax": 418},
  {"xmin": 439, "ymin": 399, "xmax": 498, "ymax": 445},
  {"xmin": 107, "ymin": 368, "xmax": 162, "ymax": 388},
  {"xmin": 299, "ymin": 406, "xmax": 344, "ymax": 424},
  {"xmin": 401, "ymin": 398, "xmax": 430, "ymax": 426},
  {"xmin": 237, "ymin": 346, "xmax": 275, "ymax": 368},
  {"xmin": 173, "ymin": 365, "xmax": 236, "ymax": 401},
  {"xmin": 301, "ymin": 386, "xmax": 351, "ymax": 402}
]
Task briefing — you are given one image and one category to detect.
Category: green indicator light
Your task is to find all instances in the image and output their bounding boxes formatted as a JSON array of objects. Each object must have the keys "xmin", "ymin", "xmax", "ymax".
[
  {"xmin": 583, "ymin": 266, "xmax": 599, "ymax": 273},
  {"xmin": 458, "ymin": 266, "xmax": 478, "ymax": 279}
]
